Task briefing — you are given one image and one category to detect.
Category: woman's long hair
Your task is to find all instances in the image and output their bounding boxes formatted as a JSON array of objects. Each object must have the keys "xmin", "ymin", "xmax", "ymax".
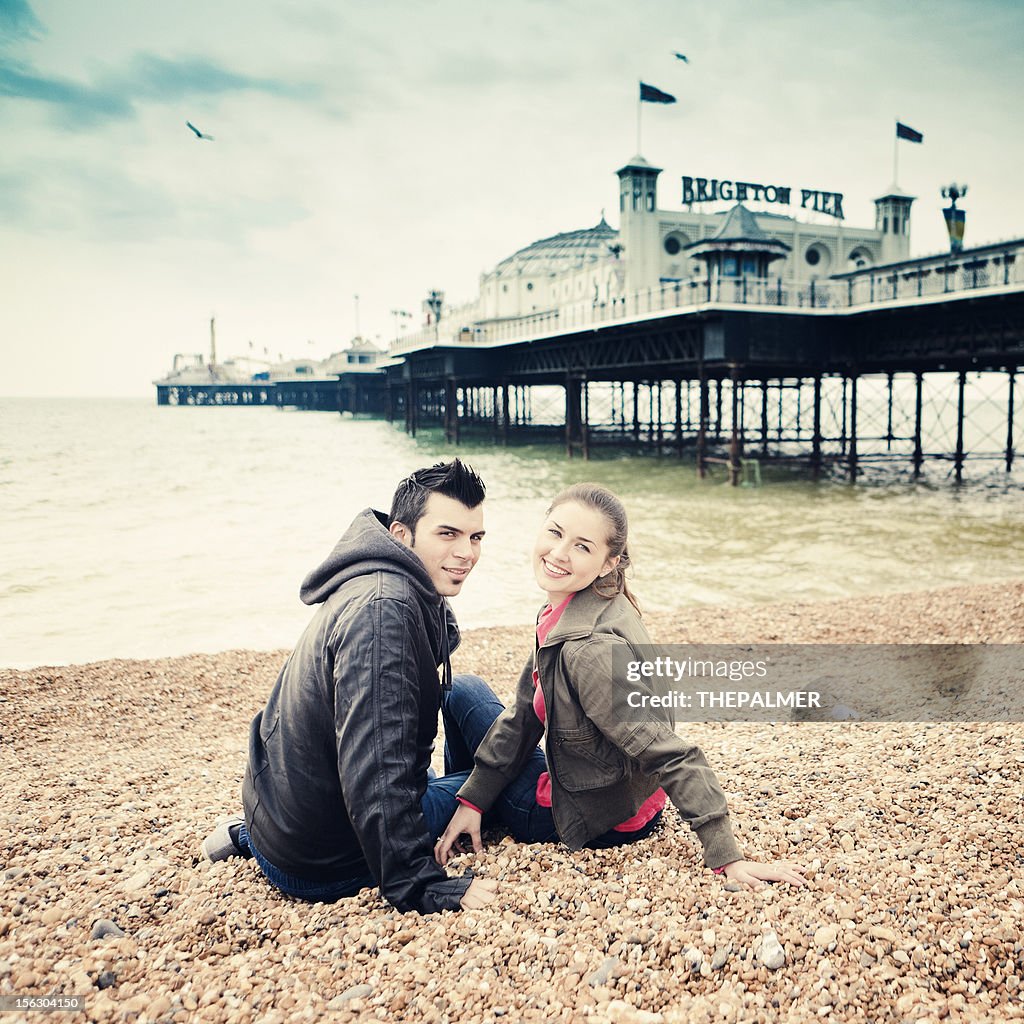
[{"xmin": 547, "ymin": 483, "xmax": 641, "ymax": 615}]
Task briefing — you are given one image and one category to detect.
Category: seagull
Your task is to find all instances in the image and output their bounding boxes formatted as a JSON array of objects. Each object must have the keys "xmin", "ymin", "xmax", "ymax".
[
  {"xmin": 672, "ymin": 52, "xmax": 689, "ymax": 63},
  {"xmin": 186, "ymin": 121, "xmax": 215, "ymax": 141}
]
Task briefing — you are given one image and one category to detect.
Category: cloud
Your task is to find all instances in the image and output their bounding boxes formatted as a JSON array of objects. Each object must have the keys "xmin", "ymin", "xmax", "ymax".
[
  {"xmin": 123, "ymin": 54, "xmax": 318, "ymax": 103},
  {"xmin": 0, "ymin": 65, "xmax": 133, "ymax": 123},
  {"xmin": 0, "ymin": 52, "xmax": 319, "ymax": 129},
  {"xmin": 0, "ymin": 0, "xmax": 43, "ymax": 40}
]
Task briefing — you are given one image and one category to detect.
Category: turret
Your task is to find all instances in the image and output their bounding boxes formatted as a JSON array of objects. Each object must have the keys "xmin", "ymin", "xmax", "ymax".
[
  {"xmin": 616, "ymin": 156, "xmax": 662, "ymax": 295},
  {"xmin": 874, "ymin": 187, "xmax": 915, "ymax": 265}
]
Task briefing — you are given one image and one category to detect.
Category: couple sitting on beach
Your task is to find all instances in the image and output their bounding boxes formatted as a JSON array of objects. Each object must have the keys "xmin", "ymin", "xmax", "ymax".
[{"xmin": 201, "ymin": 460, "xmax": 804, "ymax": 913}]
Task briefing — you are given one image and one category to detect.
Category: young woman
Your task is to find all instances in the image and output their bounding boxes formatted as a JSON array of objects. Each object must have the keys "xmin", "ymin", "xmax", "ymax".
[{"xmin": 434, "ymin": 483, "xmax": 804, "ymax": 889}]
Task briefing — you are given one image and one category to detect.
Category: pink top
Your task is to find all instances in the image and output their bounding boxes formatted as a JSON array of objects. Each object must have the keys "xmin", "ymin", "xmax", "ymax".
[{"xmin": 532, "ymin": 594, "xmax": 666, "ymax": 831}]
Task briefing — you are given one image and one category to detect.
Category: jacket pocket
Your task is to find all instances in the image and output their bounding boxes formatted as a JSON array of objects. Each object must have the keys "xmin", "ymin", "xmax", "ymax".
[{"xmin": 552, "ymin": 725, "xmax": 627, "ymax": 792}]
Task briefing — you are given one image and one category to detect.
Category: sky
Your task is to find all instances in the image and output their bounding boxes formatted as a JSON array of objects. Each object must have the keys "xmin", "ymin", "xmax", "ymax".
[{"xmin": 2, "ymin": 0, "xmax": 1023, "ymax": 397}]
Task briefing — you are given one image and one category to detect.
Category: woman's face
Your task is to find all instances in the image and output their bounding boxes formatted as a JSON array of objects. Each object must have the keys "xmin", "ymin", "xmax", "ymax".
[{"xmin": 533, "ymin": 500, "xmax": 620, "ymax": 599}]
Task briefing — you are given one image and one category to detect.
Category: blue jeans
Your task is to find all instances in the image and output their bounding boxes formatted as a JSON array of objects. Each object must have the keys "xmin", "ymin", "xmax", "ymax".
[{"xmin": 439, "ymin": 674, "xmax": 662, "ymax": 849}]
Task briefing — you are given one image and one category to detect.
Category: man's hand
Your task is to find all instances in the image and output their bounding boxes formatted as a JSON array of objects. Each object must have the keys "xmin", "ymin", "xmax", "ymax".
[
  {"xmin": 722, "ymin": 859, "xmax": 806, "ymax": 890},
  {"xmin": 434, "ymin": 804, "xmax": 483, "ymax": 865},
  {"xmin": 460, "ymin": 877, "xmax": 498, "ymax": 910}
]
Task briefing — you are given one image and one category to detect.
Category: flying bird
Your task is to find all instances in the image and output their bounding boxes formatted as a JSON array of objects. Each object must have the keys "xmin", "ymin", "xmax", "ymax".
[
  {"xmin": 186, "ymin": 121, "xmax": 215, "ymax": 141},
  {"xmin": 672, "ymin": 52, "xmax": 689, "ymax": 63}
]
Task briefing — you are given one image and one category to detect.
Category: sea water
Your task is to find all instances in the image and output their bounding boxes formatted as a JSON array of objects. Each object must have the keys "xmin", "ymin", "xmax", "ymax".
[{"xmin": 2, "ymin": 397, "xmax": 1023, "ymax": 669}]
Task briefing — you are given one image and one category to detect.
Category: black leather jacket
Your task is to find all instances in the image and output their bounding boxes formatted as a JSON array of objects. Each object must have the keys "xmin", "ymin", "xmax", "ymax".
[{"xmin": 242, "ymin": 509, "xmax": 472, "ymax": 913}]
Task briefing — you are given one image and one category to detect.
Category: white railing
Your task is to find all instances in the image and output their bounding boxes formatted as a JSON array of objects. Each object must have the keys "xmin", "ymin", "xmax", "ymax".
[{"xmin": 388, "ymin": 241, "xmax": 1024, "ymax": 355}]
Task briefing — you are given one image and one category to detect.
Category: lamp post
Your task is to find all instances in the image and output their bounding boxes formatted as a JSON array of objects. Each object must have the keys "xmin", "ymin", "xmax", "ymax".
[
  {"xmin": 424, "ymin": 290, "xmax": 445, "ymax": 340},
  {"xmin": 941, "ymin": 183, "xmax": 968, "ymax": 253}
]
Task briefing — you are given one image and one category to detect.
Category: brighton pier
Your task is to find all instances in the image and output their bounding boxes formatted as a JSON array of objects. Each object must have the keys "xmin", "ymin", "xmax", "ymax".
[{"xmin": 155, "ymin": 157, "xmax": 1024, "ymax": 483}]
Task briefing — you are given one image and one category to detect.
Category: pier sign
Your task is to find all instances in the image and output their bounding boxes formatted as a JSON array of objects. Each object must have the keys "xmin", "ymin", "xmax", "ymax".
[{"xmin": 682, "ymin": 175, "xmax": 845, "ymax": 219}]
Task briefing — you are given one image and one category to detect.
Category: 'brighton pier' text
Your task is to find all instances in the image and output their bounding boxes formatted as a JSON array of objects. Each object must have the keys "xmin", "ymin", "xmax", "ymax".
[{"xmin": 681, "ymin": 176, "xmax": 845, "ymax": 219}]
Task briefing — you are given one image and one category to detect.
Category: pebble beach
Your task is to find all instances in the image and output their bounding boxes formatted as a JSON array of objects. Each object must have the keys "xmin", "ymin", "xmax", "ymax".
[{"xmin": 2, "ymin": 580, "xmax": 1023, "ymax": 1024}]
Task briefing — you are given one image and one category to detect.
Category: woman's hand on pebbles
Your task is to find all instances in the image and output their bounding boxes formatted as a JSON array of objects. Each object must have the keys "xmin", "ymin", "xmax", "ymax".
[
  {"xmin": 435, "ymin": 805, "xmax": 484, "ymax": 865},
  {"xmin": 460, "ymin": 877, "xmax": 498, "ymax": 910},
  {"xmin": 722, "ymin": 859, "xmax": 806, "ymax": 890}
]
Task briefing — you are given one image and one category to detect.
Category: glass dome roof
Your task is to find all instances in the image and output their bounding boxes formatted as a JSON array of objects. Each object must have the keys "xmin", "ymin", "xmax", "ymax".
[{"xmin": 495, "ymin": 217, "xmax": 618, "ymax": 274}]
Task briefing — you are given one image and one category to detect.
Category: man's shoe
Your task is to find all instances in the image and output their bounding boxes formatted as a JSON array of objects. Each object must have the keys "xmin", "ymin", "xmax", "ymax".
[{"xmin": 200, "ymin": 815, "xmax": 246, "ymax": 863}]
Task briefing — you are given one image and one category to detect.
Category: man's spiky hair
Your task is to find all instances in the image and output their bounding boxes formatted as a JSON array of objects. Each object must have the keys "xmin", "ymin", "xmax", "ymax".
[{"xmin": 389, "ymin": 459, "xmax": 486, "ymax": 539}]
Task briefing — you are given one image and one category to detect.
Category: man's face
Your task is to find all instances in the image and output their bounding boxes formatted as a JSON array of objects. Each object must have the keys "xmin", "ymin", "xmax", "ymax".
[{"xmin": 390, "ymin": 493, "xmax": 485, "ymax": 597}]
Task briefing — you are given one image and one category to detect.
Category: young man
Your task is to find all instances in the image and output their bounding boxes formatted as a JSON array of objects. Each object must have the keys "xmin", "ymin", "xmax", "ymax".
[{"xmin": 201, "ymin": 459, "xmax": 496, "ymax": 914}]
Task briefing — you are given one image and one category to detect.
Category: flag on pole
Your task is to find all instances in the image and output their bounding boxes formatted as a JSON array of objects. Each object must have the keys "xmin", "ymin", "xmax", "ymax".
[
  {"xmin": 640, "ymin": 82, "xmax": 676, "ymax": 104},
  {"xmin": 896, "ymin": 121, "xmax": 923, "ymax": 143}
]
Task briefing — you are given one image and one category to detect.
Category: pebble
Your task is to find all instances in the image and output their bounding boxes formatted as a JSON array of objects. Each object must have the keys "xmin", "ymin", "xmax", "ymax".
[
  {"xmin": 711, "ymin": 948, "xmax": 729, "ymax": 970},
  {"xmin": 759, "ymin": 929, "xmax": 786, "ymax": 970},
  {"xmin": 328, "ymin": 984, "xmax": 373, "ymax": 1007},
  {"xmin": 589, "ymin": 957, "xmax": 619, "ymax": 987},
  {"xmin": 90, "ymin": 919, "xmax": 126, "ymax": 940},
  {"xmin": 122, "ymin": 870, "xmax": 151, "ymax": 892}
]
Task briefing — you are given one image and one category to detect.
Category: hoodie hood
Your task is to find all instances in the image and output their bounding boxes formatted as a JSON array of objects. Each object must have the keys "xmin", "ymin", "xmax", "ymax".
[{"xmin": 300, "ymin": 508, "xmax": 440, "ymax": 607}]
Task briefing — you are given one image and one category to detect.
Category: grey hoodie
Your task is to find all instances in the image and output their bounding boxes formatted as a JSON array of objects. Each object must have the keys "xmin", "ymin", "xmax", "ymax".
[{"xmin": 242, "ymin": 509, "xmax": 471, "ymax": 913}]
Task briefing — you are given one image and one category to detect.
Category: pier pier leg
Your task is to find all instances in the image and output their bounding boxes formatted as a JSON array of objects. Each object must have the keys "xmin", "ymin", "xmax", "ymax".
[
  {"xmin": 501, "ymin": 383, "xmax": 510, "ymax": 446},
  {"xmin": 728, "ymin": 367, "xmax": 743, "ymax": 486},
  {"xmin": 444, "ymin": 378, "xmax": 458, "ymax": 444},
  {"xmin": 886, "ymin": 373, "xmax": 895, "ymax": 450},
  {"xmin": 1007, "ymin": 368, "xmax": 1016, "ymax": 472},
  {"xmin": 565, "ymin": 374, "xmax": 584, "ymax": 458},
  {"xmin": 760, "ymin": 380, "xmax": 769, "ymax": 456},
  {"xmin": 697, "ymin": 372, "xmax": 709, "ymax": 479},
  {"xmin": 840, "ymin": 377, "xmax": 848, "ymax": 456},
  {"xmin": 847, "ymin": 374, "xmax": 859, "ymax": 482},
  {"xmin": 714, "ymin": 379, "xmax": 723, "ymax": 442},
  {"xmin": 675, "ymin": 379, "xmax": 683, "ymax": 456},
  {"xmin": 812, "ymin": 374, "xmax": 822, "ymax": 480},
  {"xmin": 955, "ymin": 370, "xmax": 967, "ymax": 483},
  {"xmin": 582, "ymin": 377, "xmax": 591, "ymax": 461},
  {"xmin": 913, "ymin": 372, "xmax": 924, "ymax": 476},
  {"xmin": 632, "ymin": 382, "xmax": 640, "ymax": 442}
]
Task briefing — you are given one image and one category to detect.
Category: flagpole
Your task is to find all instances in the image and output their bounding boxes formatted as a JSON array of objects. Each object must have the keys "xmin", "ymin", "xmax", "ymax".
[
  {"xmin": 893, "ymin": 119, "xmax": 899, "ymax": 186},
  {"xmin": 637, "ymin": 81, "xmax": 642, "ymax": 154}
]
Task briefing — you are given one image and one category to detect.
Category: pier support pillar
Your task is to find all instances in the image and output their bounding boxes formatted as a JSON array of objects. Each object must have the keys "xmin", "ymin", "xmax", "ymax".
[
  {"xmin": 675, "ymin": 379, "xmax": 683, "ymax": 456},
  {"xmin": 565, "ymin": 374, "xmax": 584, "ymax": 458},
  {"xmin": 886, "ymin": 373, "xmax": 895, "ymax": 450},
  {"xmin": 444, "ymin": 377, "xmax": 459, "ymax": 444},
  {"xmin": 1007, "ymin": 368, "xmax": 1016, "ymax": 472},
  {"xmin": 697, "ymin": 372, "xmax": 709, "ymax": 479},
  {"xmin": 728, "ymin": 367, "xmax": 743, "ymax": 486},
  {"xmin": 955, "ymin": 370, "xmax": 967, "ymax": 483},
  {"xmin": 913, "ymin": 372, "xmax": 924, "ymax": 476},
  {"xmin": 811, "ymin": 374, "xmax": 822, "ymax": 480},
  {"xmin": 847, "ymin": 373, "xmax": 859, "ymax": 482},
  {"xmin": 407, "ymin": 381, "xmax": 418, "ymax": 438},
  {"xmin": 760, "ymin": 380, "xmax": 770, "ymax": 457},
  {"xmin": 582, "ymin": 377, "xmax": 591, "ymax": 460}
]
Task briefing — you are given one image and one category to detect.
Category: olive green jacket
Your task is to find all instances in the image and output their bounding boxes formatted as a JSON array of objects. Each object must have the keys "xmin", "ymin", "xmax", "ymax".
[{"xmin": 457, "ymin": 586, "xmax": 743, "ymax": 869}]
